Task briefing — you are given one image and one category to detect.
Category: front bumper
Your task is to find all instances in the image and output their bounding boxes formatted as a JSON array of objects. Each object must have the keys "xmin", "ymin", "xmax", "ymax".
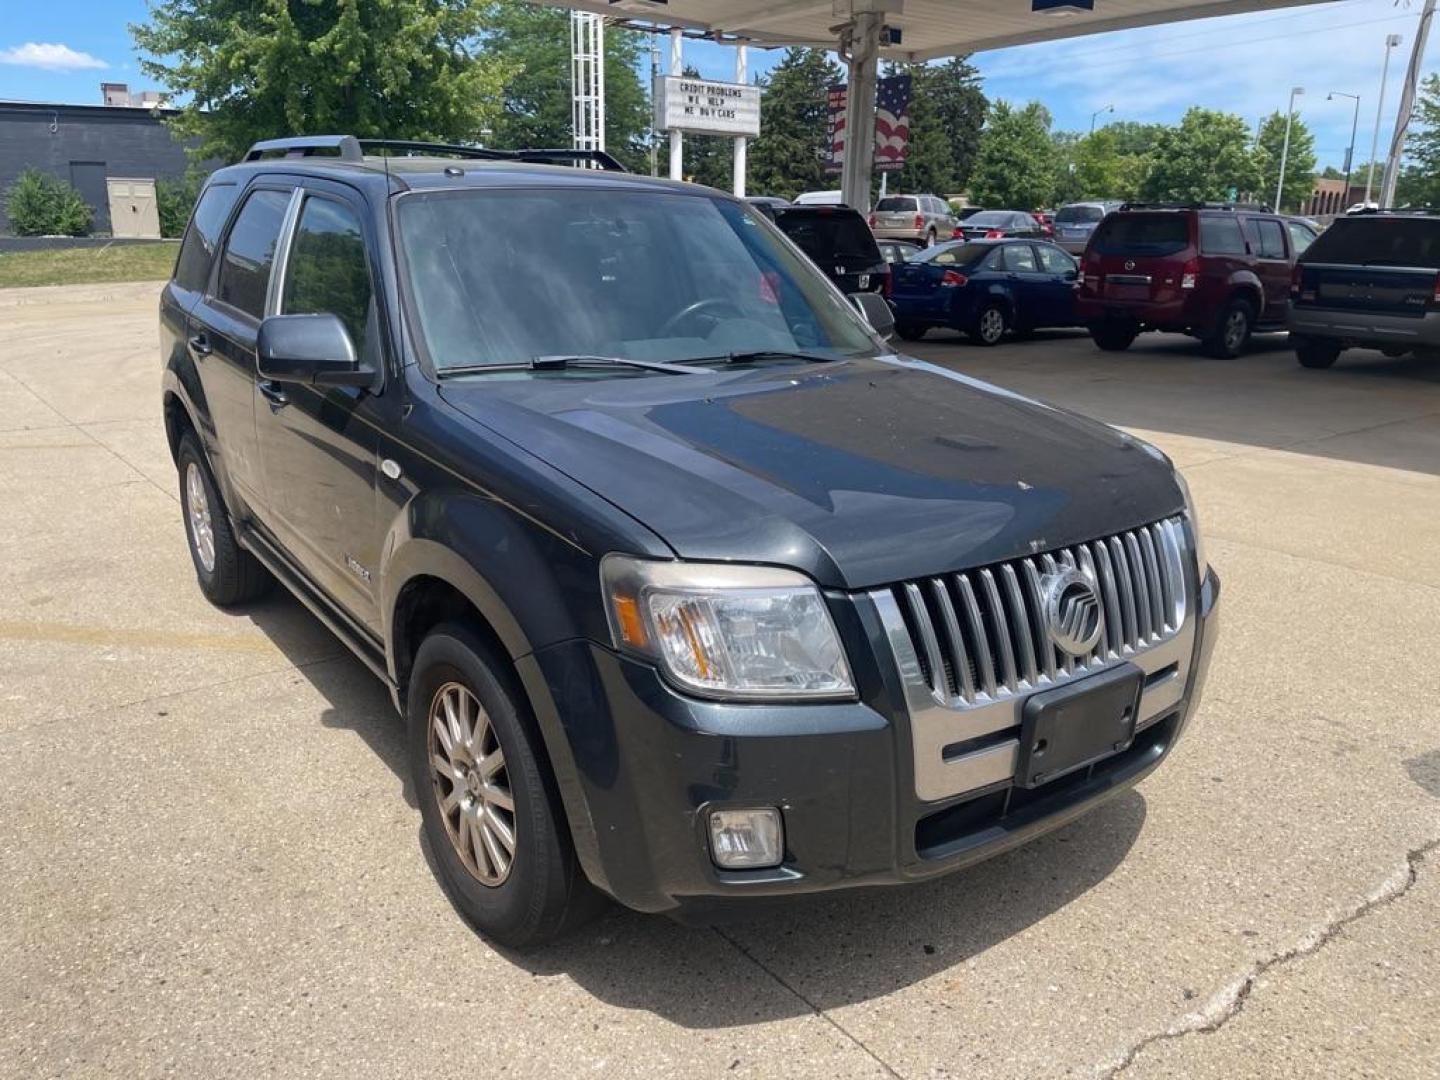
[{"xmin": 519, "ymin": 567, "xmax": 1220, "ymax": 916}]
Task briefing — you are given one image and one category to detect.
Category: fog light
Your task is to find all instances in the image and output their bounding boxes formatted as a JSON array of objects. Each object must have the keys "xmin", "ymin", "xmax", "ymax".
[{"xmin": 707, "ymin": 808, "xmax": 783, "ymax": 869}]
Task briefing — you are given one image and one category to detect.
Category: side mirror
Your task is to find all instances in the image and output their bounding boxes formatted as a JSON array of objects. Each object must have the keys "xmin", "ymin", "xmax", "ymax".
[
  {"xmin": 850, "ymin": 291, "xmax": 896, "ymax": 340},
  {"xmin": 257, "ymin": 313, "xmax": 373, "ymax": 387}
]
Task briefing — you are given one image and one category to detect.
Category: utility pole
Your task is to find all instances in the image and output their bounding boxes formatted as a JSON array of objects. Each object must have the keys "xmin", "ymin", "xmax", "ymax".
[
  {"xmin": 1381, "ymin": 0, "xmax": 1436, "ymax": 208},
  {"xmin": 1327, "ymin": 91, "xmax": 1361, "ymax": 202},
  {"xmin": 668, "ymin": 28, "xmax": 683, "ymax": 182},
  {"xmin": 733, "ymin": 43, "xmax": 748, "ymax": 197},
  {"xmin": 1275, "ymin": 86, "xmax": 1304, "ymax": 212},
  {"xmin": 649, "ymin": 35, "xmax": 659, "ymax": 176},
  {"xmin": 1365, "ymin": 33, "xmax": 1403, "ymax": 205}
]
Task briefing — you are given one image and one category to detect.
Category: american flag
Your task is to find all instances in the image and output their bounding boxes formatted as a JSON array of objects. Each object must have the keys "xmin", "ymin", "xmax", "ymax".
[{"xmin": 825, "ymin": 76, "xmax": 912, "ymax": 174}]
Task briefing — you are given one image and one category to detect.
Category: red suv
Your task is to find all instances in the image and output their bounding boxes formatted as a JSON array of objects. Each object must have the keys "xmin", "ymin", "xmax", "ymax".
[{"xmin": 1075, "ymin": 203, "xmax": 1318, "ymax": 356}]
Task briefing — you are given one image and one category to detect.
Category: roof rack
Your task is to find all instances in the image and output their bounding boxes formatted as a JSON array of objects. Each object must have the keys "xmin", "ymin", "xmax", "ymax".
[
  {"xmin": 242, "ymin": 135, "xmax": 627, "ymax": 172},
  {"xmin": 1350, "ymin": 205, "xmax": 1440, "ymax": 216},
  {"xmin": 1118, "ymin": 201, "xmax": 1272, "ymax": 213}
]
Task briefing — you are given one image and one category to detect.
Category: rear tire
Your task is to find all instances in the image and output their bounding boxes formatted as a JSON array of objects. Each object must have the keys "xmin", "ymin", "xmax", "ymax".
[
  {"xmin": 896, "ymin": 323, "xmax": 927, "ymax": 341},
  {"xmin": 1090, "ymin": 321, "xmax": 1137, "ymax": 352},
  {"xmin": 409, "ymin": 622, "xmax": 602, "ymax": 948},
  {"xmin": 1295, "ymin": 337, "xmax": 1342, "ymax": 369},
  {"xmin": 176, "ymin": 433, "xmax": 271, "ymax": 607},
  {"xmin": 970, "ymin": 302, "xmax": 1008, "ymax": 346},
  {"xmin": 1203, "ymin": 297, "xmax": 1254, "ymax": 358}
]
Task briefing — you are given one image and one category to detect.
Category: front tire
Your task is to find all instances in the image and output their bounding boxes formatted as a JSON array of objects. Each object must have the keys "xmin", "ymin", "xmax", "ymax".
[
  {"xmin": 1295, "ymin": 337, "xmax": 1342, "ymax": 369},
  {"xmin": 970, "ymin": 302, "xmax": 1008, "ymax": 346},
  {"xmin": 1204, "ymin": 297, "xmax": 1254, "ymax": 358},
  {"xmin": 409, "ymin": 623, "xmax": 599, "ymax": 948},
  {"xmin": 896, "ymin": 322, "xmax": 927, "ymax": 341},
  {"xmin": 176, "ymin": 433, "xmax": 271, "ymax": 606}
]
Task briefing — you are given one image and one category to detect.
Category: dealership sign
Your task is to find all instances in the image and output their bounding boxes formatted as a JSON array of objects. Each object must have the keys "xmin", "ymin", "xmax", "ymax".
[{"xmin": 654, "ymin": 75, "xmax": 761, "ymax": 137}]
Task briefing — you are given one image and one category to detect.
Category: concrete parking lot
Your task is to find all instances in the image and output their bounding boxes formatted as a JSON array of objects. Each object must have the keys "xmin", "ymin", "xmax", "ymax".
[{"xmin": 3, "ymin": 282, "xmax": 1438, "ymax": 1079}]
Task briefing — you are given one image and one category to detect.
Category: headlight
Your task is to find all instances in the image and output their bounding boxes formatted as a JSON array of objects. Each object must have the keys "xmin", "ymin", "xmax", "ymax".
[
  {"xmin": 600, "ymin": 555, "xmax": 855, "ymax": 701},
  {"xmin": 1175, "ymin": 471, "xmax": 1208, "ymax": 574}
]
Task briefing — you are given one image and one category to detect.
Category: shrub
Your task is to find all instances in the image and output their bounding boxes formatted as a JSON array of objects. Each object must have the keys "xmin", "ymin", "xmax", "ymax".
[
  {"xmin": 157, "ymin": 174, "xmax": 205, "ymax": 238},
  {"xmin": 5, "ymin": 168, "xmax": 93, "ymax": 236}
]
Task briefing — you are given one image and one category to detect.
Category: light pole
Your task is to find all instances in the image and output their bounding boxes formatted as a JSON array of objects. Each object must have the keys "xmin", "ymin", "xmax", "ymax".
[
  {"xmin": 1274, "ymin": 86, "xmax": 1304, "ymax": 212},
  {"xmin": 1365, "ymin": 33, "xmax": 1403, "ymax": 205},
  {"xmin": 1327, "ymin": 91, "xmax": 1361, "ymax": 203},
  {"xmin": 1090, "ymin": 104, "xmax": 1114, "ymax": 134}
]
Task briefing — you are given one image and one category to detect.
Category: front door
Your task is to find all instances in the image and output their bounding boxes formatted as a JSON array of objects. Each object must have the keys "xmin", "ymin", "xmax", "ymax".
[
  {"xmin": 999, "ymin": 243, "xmax": 1049, "ymax": 328},
  {"xmin": 1035, "ymin": 244, "xmax": 1080, "ymax": 327},
  {"xmin": 254, "ymin": 182, "xmax": 386, "ymax": 633},
  {"xmin": 1242, "ymin": 215, "xmax": 1292, "ymax": 321}
]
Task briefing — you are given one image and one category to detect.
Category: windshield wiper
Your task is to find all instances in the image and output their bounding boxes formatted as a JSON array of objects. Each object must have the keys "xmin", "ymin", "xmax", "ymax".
[
  {"xmin": 691, "ymin": 349, "xmax": 844, "ymax": 366},
  {"xmin": 438, "ymin": 354, "xmax": 709, "ymax": 377}
]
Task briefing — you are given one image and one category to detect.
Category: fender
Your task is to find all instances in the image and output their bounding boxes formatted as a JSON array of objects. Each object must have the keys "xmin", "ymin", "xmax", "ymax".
[{"xmin": 1224, "ymin": 269, "xmax": 1266, "ymax": 317}]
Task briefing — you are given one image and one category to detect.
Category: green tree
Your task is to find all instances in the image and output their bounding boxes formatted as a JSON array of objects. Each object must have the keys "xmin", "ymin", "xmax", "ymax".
[
  {"xmin": 478, "ymin": 1, "xmax": 651, "ymax": 173},
  {"xmin": 1071, "ymin": 128, "xmax": 1124, "ymax": 199},
  {"xmin": 747, "ymin": 48, "xmax": 843, "ymax": 200},
  {"xmin": 1398, "ymin": 72, "xmax": 1440, "ymax": 206},
  {"xmin": 1140, "ymin": 107, "xmax": 1262, "ymax": 203},
  {"xmin": 5, "ymin": 169, "xmax": 93, "ymax": 236},
  {"xmin": 968, "ymin": 100, "xmax": 1062, "ymax": 209},
  {"xmin": 1106, "ymin": 120, "xmax": 1167, "ymax": 157},
  {"xmin": 1256, "ymin": 109, "xmax": 1317, "ymax": 211},
  {"xmin": 881, "ymin": 57, "xmax": 987, "ymax": 195},
  {"xmin": 131, "ymin": 0, "xmax": 515, "ymax": 163}
]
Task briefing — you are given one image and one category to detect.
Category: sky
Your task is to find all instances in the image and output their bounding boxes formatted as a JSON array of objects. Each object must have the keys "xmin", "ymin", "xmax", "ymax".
[{"xmin": 2, "ymin": 0, "xmax": 1437, "ymax": 172}]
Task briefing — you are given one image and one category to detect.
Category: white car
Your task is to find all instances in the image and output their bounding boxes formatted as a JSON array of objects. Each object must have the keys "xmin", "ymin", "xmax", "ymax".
[{"xmin": 793, "ymin": 189, "xmax": 844, "ymax": 206}]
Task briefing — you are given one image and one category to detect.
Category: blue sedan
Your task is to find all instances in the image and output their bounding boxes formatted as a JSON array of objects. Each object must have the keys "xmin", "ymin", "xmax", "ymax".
[{"xmin": 888, "ymin": 238, "xmax": 1081, "ymax": 345}]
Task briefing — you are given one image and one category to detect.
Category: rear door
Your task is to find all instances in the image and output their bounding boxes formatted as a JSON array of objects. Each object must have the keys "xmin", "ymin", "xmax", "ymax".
[
  {"xmin": 188, "ymin": 181, "xmax": 295, "ymax": 515},
  {"xmin": 1241, "ymin": 215, "xmax": 1291, "ymax": 318},
  {"xmin": 998, "ymin": 243, "xmax": 1048, "ymax": 326}
]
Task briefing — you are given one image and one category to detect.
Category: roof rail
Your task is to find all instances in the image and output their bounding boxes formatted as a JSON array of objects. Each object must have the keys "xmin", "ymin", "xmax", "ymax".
[
  {"xmin": 243, "ymin": 135, "xmax": 363, "ymax": 162},
  {"xmin": 241, "ymin": 136, "xmax": 627, "ymax": 172},
  {"xmin": 1118, "ymin": 201, "xmax": 1273, "ymax": 213},
  {"xmin": 1351, "ymin": 205, "xmax": 1440, "ymax": 216}
]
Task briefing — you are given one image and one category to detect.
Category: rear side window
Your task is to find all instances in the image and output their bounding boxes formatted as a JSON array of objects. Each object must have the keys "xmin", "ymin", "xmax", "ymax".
[
  {"xmin": 1001, "ymin": 245, "xmax": 1038, "ymax": 272},
  {"xmin": 282, "ymin": 196, "xmax": 375, "ymax": 360},
  {"xmin": 173, "ymin": 182, "xmax": 239, "ymax": 292},
  {"xmin": 1302, "ymin": 217, "xmax": 1440, "ymax": 267},
  {"xmin": 1092, "ymin": 213, "xmax": 1189, "ymax": 256},
  {"xmin": 876, "ymin": 196, "xmax": 918, "ymax": 212},
  {"xmin": 215, "ymin": 188, "xmax": 291, "ymax": 318},
  {"xmin": 1249, "ymin": 219, "xmax": 1287, "ymax": 259},
  {"xmin": 1200, "ymin": 216, "xmax": 1247, "ymax": 255}
]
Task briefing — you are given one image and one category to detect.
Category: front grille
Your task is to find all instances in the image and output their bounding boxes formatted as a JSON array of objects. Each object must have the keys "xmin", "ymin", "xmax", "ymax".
[{"xmin": 887, "ymin": 517, "xmax": 1189, "ymax": 708}]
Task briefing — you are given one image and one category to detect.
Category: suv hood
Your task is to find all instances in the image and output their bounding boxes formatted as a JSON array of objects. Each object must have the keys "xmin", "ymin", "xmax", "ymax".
[{"xmin": 438, "ymin": 357, "xmax": 1182, "ymax": 590}]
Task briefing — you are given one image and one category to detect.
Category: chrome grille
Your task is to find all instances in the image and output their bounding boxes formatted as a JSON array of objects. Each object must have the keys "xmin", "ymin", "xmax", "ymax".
[{"xmin": 888, "ymin": 517, "xmax": 1189, "ymax": 708}]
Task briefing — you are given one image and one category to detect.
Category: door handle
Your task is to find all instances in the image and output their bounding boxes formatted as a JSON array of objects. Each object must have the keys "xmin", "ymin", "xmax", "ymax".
[
  {"xmin": 257, "ymin": 380, "xmax": 290, "ymax": 410},
  {"xmin": 187, "ymin": 334, "xmax": 212, "ymax": 357}
]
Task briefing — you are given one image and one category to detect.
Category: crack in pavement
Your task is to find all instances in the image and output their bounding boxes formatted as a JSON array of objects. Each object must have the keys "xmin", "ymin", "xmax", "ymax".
[
  {"xmin": 1096, "ymin": 838, "xmax": 1440, "ymax": 1078},
  {"xmin": 712, "ymin": 925, "xmax": 906, "ymax": 1079}
]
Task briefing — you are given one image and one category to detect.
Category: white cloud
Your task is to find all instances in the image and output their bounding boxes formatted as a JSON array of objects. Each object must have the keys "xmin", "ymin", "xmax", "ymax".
[{"xmin": 0, "ymin": 42, "xmax": 108, "ymax": 72}]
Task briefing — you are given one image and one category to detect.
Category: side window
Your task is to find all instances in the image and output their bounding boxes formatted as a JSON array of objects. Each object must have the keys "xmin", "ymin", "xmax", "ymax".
[
  {"xmin": 1286, "ymin": 221, "xmax": 1317, "ymax": 256},
  {"xmin": 215, "ymin": 188, "xmax": 291, "ymax": 319},
  {"xmin": 932, "ymin": 249, "xmax": 957, "ymax": 266},
  {"xmin": 1038, "ymin": 245, "xmax": 1076, "ymax": 275},
  {"xmin": 1200, "ymin": 216, "xmax": 1247, "ymax": 255},
  {"xmin": 173, "ymin": 182, "xmax": 239, "ymax": 292},
  {"xmin": 1250, "ymin": 218, "xmax": 1287, "ymax": 259},
  {"xmin": 1003, "ymin": 245, "xmax": 1038, "ymax": 272},
  {"xmin": 282, "ymin": 195, "xmax": 375, "ymax": 360}
]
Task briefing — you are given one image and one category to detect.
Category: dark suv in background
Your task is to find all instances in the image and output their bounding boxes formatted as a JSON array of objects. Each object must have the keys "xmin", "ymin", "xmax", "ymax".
[
  {"xmin": 1076, "ymin": 203, "xmax": 1318, "ymax": 356},
  {"xmin": 160, "ymin": 135, "xmax": 1219, "ymax": 947},
  {"xmin": 1289, "ymin": 209, "xmax": 1440, "ymax": 368},
  {"xmin": 774, "ymin": 204, "xmax": 890, "ymax": 295}
]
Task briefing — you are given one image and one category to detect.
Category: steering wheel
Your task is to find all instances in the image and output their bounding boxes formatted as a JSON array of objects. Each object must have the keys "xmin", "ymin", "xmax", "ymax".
[{"xmin": 658, "ymin": 297, "xmax": 745, "ymax": 338}]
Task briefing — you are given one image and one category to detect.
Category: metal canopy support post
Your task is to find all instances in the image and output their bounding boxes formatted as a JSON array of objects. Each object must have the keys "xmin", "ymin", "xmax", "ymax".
[
  {"xmin": 669, "ymin": 29, "xmax": 684, "ymax": 181},
  {"xmin": 840, "ymin": 8, "xmax": 883, "ymax": 213},
  {"xmin": 570, "ymin": 11, "xmax": 605, "ymax": 155},
  {"xmin": 733, "ymin": 44, "xmax": 748, "ymax": 197}
]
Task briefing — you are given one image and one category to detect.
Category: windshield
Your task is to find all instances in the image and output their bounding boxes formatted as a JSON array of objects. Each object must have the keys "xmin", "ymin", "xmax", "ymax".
[
  {"xmin": 915, "ymin": 242, "xmax": 991, "ymax": 265},
  {"xmin": 875, "ymin": 196, "xmax": 919, "ymax": 212},
  {"xmin": 965, "ymin": 211, "xmax": 1014, "ymax": 227},
  {"xmin": 1091, "ymin": 213, "xmax": 1189, "ymax": 256},
  {"xmin": 397, "ymin": 189, "xmax": 877, "ymax": 372},
  {"xmin": 1303, "ymin": 217, "xmax": 1440, "ymax": 267},
  {"xmin": 1056, "ymin": 205, "xmax": 1106, "ymax": 224}
]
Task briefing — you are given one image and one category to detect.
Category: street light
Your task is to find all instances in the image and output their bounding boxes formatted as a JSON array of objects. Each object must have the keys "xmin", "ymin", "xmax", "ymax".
[
  {"xmin": 1275, "ymin": 86, "xmax": 1304, "ymax": 212},
  {"xmin": 1365, "ymin": 33, "xmax": 1404, "ymax": 206},
  {"xmin": 1327, "ymin": 91, "xmax": 1361, "ymax": 204},
  {"xmin": 1090, "ymin": 104, "xmax": 1114, "ymax": 134}
]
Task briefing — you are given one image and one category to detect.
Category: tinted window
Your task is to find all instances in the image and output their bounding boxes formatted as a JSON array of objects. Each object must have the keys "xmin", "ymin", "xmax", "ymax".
[
  {"xmin": 215, "ymin": 188, "xmax": 290, "ymax": 318},
  {"xmin": 1200, "ymin": 216, "xmax": 1247, "ymax": 255},
  {"xmin": 1055, "ymin": 204, "xmax": 1105, "ymax": 224},
  {"xmin": 915, "ymin": 242, "xmax": 991, "ymax": 266},
  {"xmin": 1002, "ymin": 245, "xmax": 1038, "ymax": 272},
  {"xmin": 775, "ymin": 210, "xmax": 880, "ymax": 263},
  {"xmin": 1286, "ymin": 221, "xmax": 1317, "ymax": 256},
  {"xmin": 282, "ymin": 196, "xmax": 374, "ymax": 360},
  {"xmin": 1091, "ymin": 213, "xmax": 1189, "ymax": 255},
  {"xmin": 398, "ymin": 190, "xmax": 875, "ymax": 370},
  {"xmin": 1038, "ymin": 245, "xmax": 1076, "ymax": 274},
  {"xmin": 1250, "ymin": 219, "xmax": 1287, "ymax": 259},
  {"xmin": 965, "ymin": 211, "xmax": 1012, "ymax": 227},
  {"xmin": 875, "ymin": 197, "xmax": 918, "ymax": 212},
  {"xmin": 173, "ymin": 183, "xmax": 239, "ymax": 292},
  {"xmin": 1302, "ymin": 216, "xmax": 1440, "ymax": 266}
]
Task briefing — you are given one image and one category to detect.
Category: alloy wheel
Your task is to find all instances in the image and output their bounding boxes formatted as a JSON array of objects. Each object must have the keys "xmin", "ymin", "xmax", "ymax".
[
  {"xmin": 1224, "ymin": 309, "xmax": 1249, "ymax": 352},
  {"xmin": 979, "ymin": 307, "xmax": 1005, "ymax": 344},
  {"xmin": 185, "ymin": 462, "xmax": 216, "ymax": 573},
  {"xmin": 428, "ymin": 681, "xmax": 517, "ymax": 886}
]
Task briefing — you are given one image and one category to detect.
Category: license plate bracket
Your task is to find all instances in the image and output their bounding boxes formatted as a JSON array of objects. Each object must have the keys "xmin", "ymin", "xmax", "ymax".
[{"xmin": 1015, "ymin": 664, "xmax": 1143, "ymax": 788}]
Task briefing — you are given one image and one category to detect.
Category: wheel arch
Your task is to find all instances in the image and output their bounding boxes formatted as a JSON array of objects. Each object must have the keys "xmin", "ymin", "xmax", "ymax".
[{"xmin": 1224, "ymin": 271, "xmax": 1265, "ymax": 316}]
